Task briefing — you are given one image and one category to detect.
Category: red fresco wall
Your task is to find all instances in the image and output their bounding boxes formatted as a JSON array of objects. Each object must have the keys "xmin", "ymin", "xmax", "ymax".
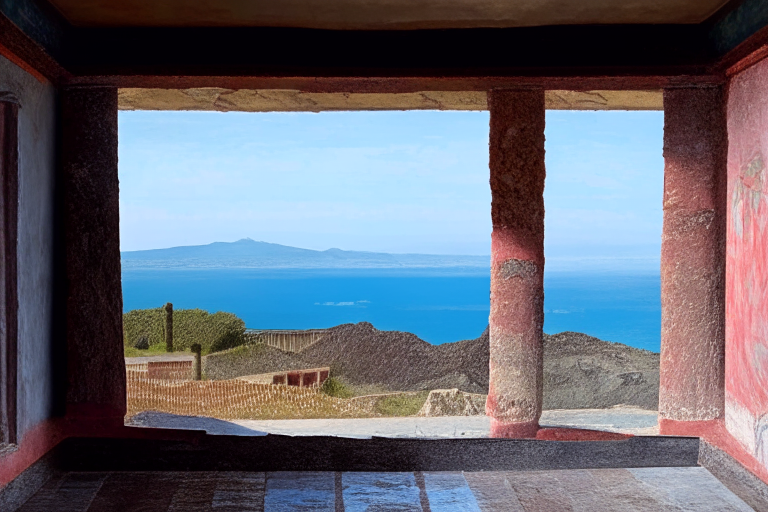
[{"xmin": 725, "ymin": 56, "xmax": 768, "ymax": 472}]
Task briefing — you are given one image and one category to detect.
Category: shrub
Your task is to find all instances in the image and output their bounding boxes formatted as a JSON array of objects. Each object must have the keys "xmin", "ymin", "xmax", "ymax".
[
  {"xmin": 134, "ymin": 335, "xmax": 150, "ymax": 350},
  {"xmin": 321, "ymin": 376, "xmax": 354, "ymax": 399},
  {"xmin": 375, "ymin": 391, "xmax": 430, "ymax": 417},
  {"xmin": 124, "ymin": 308, "xmax": 164, "ymax": 347},
  {"xmin": 123, "ymin": 307, "xmax": 246, "ymax": 354}
]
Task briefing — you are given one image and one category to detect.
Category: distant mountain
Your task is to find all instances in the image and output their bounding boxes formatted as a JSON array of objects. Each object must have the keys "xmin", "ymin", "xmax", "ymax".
[{"xmin": 121, "ymin": 238, "xmax": 489, "ymax": 270}]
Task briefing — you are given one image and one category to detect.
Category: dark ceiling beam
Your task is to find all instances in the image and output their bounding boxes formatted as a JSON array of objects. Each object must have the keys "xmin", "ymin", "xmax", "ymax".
[
  {"xmin": 707, "ymin": 0, "xmax": 768, "ymax": 72},
  {"xmin": 0, "ymin": 0, "xmax": 68, "ymax": 59},
  {"xmin": 708, "ymin": 0, "xmax": 768, "ymax": 56},
  {"xmin": 61, "ymin": 24, "xmax": 710, "ymax": 79},
  {"xmin": 0, "ymin": 0, "xmax": 70, "ymax": 81},
  {"xmin": 2, "ymin": 0, "xmax": 768, "ymax": 86}
]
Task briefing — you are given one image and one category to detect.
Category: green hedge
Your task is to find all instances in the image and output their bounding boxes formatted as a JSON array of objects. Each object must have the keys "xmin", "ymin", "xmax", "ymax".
[{"xmin": 123, "ymin": 307, "xmax": 246, "ymax": 354}]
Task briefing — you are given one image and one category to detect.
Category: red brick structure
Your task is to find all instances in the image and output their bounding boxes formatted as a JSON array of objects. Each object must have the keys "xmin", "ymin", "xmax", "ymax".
[
  {"xmin": 272, "ymin": 368, "xmax": 329, "ymax": 388},
  {"xmin": 146, "ymin": 361, "xmax": 193, "ymax": 381}
]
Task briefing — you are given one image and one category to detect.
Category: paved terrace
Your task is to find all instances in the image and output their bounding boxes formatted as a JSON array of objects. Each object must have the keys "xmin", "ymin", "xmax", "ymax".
[
  {"xmin": 16, "ymin": 468, "xmax": 753, "ymax": 511},
  {"xmin": 5, "ymin": 427, "xmax": 767, "ymax": 511},
  {"xmin": 127, "ymin": 407, "xmax": 661, "ymax": 438}
]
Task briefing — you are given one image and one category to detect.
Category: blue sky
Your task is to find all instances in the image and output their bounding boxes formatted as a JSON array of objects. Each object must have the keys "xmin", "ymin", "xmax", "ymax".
[{"xmin": 118, "ymin": 110, "xmax": 664, "ymax": 262}]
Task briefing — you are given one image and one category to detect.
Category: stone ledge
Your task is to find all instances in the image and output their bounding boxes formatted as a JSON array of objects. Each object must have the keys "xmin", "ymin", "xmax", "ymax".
[{"xmin": 118, "ymin": 89, "xmax": 662, "ymax": 112}]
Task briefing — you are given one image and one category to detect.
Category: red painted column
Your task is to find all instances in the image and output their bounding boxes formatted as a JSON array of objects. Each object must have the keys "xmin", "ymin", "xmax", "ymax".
[
  {"xmin": 486, "ymin": 89, "xmax": 546, "ymax": 438},
  {"xmin": 61, "ymin": 86, "xmax": 126, "ymax": 423},
  {"xmin": 659, "ymin": 86, "xmax": 727, "ymax": 431}
]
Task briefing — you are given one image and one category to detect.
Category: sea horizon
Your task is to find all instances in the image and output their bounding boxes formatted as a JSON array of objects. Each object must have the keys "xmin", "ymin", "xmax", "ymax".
[{"xmin": 122, "ymin": 264, "xmax": 662, "ymax": 353}]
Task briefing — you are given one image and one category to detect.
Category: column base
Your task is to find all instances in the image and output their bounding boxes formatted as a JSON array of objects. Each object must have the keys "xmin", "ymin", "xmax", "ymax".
[
  {"xmin": 489, "ymin": 419, "xmax": 539, "ymax": 438},
  {"xmin": 658, "ymin": 417, "xmax": 723, "ymax": 437},
  {"xmin": 66, "ymin": 402, "xmax": 126, "ymax": 429}
]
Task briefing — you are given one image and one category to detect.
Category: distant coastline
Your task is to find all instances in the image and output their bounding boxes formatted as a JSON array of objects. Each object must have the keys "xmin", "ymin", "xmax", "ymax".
[
  {"xmin": 122, "ymin": 238, "xmax": 490, "ymax": 270},
  {"xmin": 121, "ymin": 238, "xmax": 661, "ymax": 351}
]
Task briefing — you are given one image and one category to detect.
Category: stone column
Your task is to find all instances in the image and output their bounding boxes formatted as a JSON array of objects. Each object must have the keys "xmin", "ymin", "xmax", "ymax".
[
  {"xmin": 61, "ymin": 86, "xmax": 126, "ymax": 423},
  {"xmin": 191, "ymin": 343, "xmax": 202, "ymax": 381},
  {"xmin": 659, "ymin": 86, "xmax": 727, "ymax": 430},
  {"xmin": 486, "ymin": 89, "xmax": 546, "ymax": 438},
  {"xmin": 164, "ymin": 302, "xmax": 173, "ymax": 352}
]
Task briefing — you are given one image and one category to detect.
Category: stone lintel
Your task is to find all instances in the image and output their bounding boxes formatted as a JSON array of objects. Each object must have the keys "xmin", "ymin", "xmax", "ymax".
[{"xmin": 118, "ymin": 88, "xmax": 662, "ymax": 112}]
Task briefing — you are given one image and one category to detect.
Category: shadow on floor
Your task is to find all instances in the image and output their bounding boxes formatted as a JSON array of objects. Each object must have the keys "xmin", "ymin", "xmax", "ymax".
[{"xmin": 127, "ymin": 411, "xmax": 268, "ymax": 436}]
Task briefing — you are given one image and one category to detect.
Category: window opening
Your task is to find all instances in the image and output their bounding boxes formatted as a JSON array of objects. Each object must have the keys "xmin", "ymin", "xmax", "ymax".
[
  {"xmin": 119, "ymin": 106, "xmax": 664, "ymax": 438},
  {"xmin": 0, "ymin": 95, "xmax": 19, "ymax": 445},
  {"xmin": 120, "ymin": 110, "xmax": 492, "ymax": 438},
  {"xmin": 543, "ymin": 110, "xmax": 663, "ymax": 434}
]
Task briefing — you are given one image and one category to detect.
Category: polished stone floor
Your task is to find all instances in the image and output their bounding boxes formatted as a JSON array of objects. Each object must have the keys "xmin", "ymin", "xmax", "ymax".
[{"xmin": 16, "ymin": 467, "xmax": 753, "ymax": 511}]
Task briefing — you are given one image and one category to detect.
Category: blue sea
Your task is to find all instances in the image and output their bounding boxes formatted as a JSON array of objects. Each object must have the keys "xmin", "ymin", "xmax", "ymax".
[{"xmin": 122, "ymin": 267, "xmax": 661, "ymax": 352}]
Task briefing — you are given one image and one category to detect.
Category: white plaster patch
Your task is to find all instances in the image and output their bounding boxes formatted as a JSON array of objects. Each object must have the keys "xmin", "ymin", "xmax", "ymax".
[
  {"xmin": 725, "ymin": 397, "xmax": 757, "ymax": 455},
  {"xmin": 756, "ymin": 413, "xmax": 768, "ymax": 469}
]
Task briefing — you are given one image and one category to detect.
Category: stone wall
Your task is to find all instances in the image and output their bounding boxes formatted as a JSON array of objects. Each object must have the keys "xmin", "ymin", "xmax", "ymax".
[
  {"xmin": 244, "ymin": 329, "xmax": 326, "ymax": 353},
  {"xmin": 725, "ymin": 55, "xmax": 768, "ymax": 473}
]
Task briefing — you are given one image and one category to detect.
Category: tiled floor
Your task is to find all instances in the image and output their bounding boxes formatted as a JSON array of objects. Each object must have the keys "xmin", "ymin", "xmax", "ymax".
[{"xmin": 17, "ymin": 467, "xmax": 753, "ymax": 511}]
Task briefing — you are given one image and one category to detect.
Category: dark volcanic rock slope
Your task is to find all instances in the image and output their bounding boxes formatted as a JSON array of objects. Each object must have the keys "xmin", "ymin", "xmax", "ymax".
[
  {"xmin": 299, "ymin": 322, "xmax": 490, "ymax": 394},
  {"xmin": 542, "ymin": 332, "xmax": 659, "ymax": 410},
  {"xmin": 204, "ymin": 322, "xmax": 660, "ymax": 410}
]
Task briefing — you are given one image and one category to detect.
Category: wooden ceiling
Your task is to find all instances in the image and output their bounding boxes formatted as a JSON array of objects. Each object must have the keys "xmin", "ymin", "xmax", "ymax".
[{"xmin": 47, "ymin": 0, "xmax": 730, "ymax": 30}]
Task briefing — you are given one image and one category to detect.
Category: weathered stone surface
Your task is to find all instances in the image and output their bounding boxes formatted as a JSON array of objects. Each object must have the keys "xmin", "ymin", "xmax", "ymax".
[
  {"xmin": 209, "ymin": 472, "xmax": 266, "ymax": 511},
  {"xmin": 16, "ymin": 472, "xmax": 109, "ymax": 512},
  {"xmin": 342, "ymin": 472, "xmax": 421, "ymax": 511},
  {"xmin": 542, "ymin": 332, "xmax": 659, "ymax": 411},
  {"xmin": 463, "ymin": 471, "xmax": 526, "ymax": 511},
  {"xmin": 699, "ymin": 440, "xmax": 768, "ymax": 512},
  {"xmin": 61, "ymin": 86, "xmax": 126, "ymax": 419},
  {"xmin": 628, "ymin": 467, "xmax": 753, "ymax": 511},
  {"xmin": 15, "ymin": 468, "xmax": 757, "ymax": 512},
  {"xmin": 266, "ymin": 472, "xmax": 334, "ymax": 511},
  {"xmin": 423, "ymin": 472, "xmax": 481, "ymax": 511},
  {"xmin": 659, "ymin": 86, "xmax": 727, "ymax": 423},
  {"xmin": 417, "ymin": 389, "xmax": 486, "ymax": 417},
  {"xmin": 117, "ymin": 88, "xmax": 663, "ymax": 112},
  {"xmin": 487, "ymin": 89, "xmax": 546, "ymax": 438}
]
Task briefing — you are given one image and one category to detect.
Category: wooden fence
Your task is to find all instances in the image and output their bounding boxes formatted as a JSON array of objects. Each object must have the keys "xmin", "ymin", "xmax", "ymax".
[
  {"xmin": 125, "ymin": 370, "xmax": 369, "ymax": 420},
  {"xmin": 243, "ymin": 329, "xmax": 326, "ymax": 353}
]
